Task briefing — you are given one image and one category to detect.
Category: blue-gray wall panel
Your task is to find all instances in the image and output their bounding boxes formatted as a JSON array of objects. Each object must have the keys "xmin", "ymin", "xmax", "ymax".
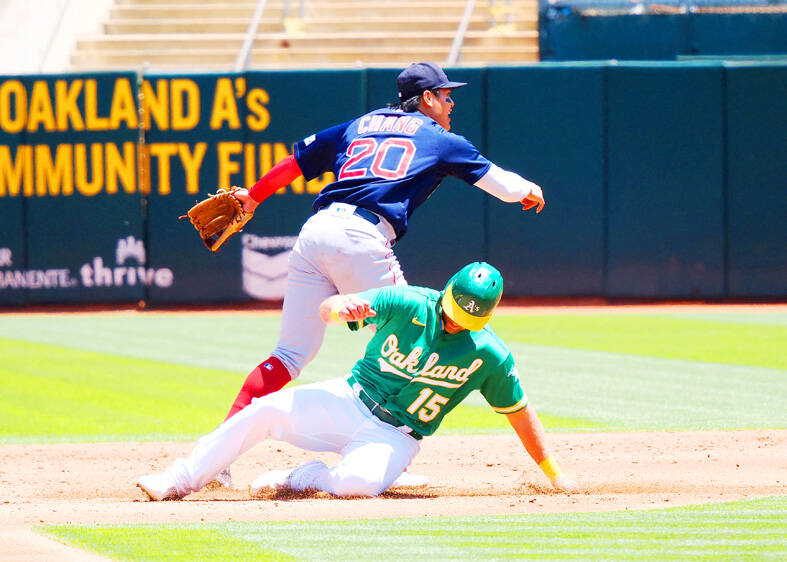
[
  {"xmin": 725, "ymin": 64, "xmax": 787, "ymax": 297},
  {"xmin": 486, "ymin": 65, "xmax": 606, "ymax": 296},
  {"xmin": 541, "ymin": 15, "xmax": 688, "ymax": 61},
  {"xmin": 606, "ymin": 64, "xmax": 725, "ymax": 298},
  {"xmin": 0, "ymin": 74, "xmax": 26, "ymax": 305}
]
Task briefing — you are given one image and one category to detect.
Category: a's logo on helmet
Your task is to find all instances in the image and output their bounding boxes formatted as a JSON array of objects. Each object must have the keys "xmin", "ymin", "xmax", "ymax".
[{"xmin": 464, "ymin": 300, "xmax": 480, "ymax": 313}]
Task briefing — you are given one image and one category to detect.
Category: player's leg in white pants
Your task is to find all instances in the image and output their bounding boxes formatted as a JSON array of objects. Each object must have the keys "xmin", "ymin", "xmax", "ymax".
[
  {"xmin": 164, "ymin": 379, "xmax": 418, "ymax": 497},
  {"xmin": 272, "ymin": 209, "xmax": 405, "ymax": 379},
  {"xmin": 317, "ymin": 426, "xmax": 420, "ymax": 497}
]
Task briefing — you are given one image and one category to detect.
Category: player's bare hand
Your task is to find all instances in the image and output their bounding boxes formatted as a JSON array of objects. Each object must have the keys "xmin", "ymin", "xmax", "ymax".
[
  {"xmin": 232, "ymin": 188, "xmax": 260, "ymax": 214},
  {"xmin": 551, "ymin": 476, "xmax": 579, "ymax": 494},
  {"xmin": 521, "ymin": 185, "xmax": 545, "ymax": 214},
  {"xmin": 336, "ymin": 295, "xmax": 376, "ymax": 322},
  {"xmin": 320, "ymin": 294, "xmax": 377, "ymax": 324}
]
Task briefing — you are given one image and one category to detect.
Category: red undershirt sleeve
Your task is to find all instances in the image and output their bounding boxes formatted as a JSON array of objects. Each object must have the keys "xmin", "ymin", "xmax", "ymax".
[{"xmin": 248, "ymin": 155, "xmax": 303, "ymax": 203}]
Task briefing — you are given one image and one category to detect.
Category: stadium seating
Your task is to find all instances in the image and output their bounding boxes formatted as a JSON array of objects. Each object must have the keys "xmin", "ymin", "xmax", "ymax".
[{"xmin": 69, "ymin": 0, "xmax": 540, "ymax": 71}]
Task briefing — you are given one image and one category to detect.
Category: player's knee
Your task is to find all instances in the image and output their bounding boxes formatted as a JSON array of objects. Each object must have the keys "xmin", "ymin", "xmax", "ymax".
[
  {"xmin": 332, "ymin": 474, "xmax": 385, "ymax": 497},
  {"xmin": 272, "ymin": 347, "xmax": 317, "ymax": 379}
]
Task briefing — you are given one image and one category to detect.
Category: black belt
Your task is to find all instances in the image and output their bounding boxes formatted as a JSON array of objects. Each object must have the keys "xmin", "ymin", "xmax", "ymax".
[
  {"xmin": 350, "ymin": 378, "xmax": 423, "ymax": 440},
  {"xmin": 353, "ymin": 207, "xmax": 380, "ymax": 225}
]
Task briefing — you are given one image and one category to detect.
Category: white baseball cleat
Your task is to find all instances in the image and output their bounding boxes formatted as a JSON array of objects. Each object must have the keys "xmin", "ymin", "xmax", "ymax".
[
  {"xmin": 214, "ymin": 467, "xmax": 234, "ymax": 489},
  {"xmin": 137, "ymin": 472, "xmax": 182, "ymax": 501},
  {"xmin": 286, "ymin": 460, "xmax": 327, "ymax": 492},
  {"xmin": 250, "ymin": 460, "xmax": 329, "ymax": 496},
  {"xmin": 249, "ymin": 469, "xmax": 292, "ymax": 496},
  {"xmin": 391, "ymin": 471, "xmax": 429, "ymax": 487}
]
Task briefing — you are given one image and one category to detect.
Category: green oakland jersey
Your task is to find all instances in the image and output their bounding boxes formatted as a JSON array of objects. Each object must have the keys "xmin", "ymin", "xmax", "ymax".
[{"xmin": 348, "ymin": 285, "xmax": 527, "ymax": 436}]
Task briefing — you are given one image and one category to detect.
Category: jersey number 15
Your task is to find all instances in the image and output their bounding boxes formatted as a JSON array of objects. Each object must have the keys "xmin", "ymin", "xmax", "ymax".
[{"xmin": 338, "ymin": 138, "xmax": 416, "ymax": 181}]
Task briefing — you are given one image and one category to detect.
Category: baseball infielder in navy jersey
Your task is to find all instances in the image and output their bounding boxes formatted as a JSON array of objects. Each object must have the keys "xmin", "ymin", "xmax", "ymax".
[{"xmin": 215, "ymin": 62, "xmax": 546, "ymax": 488}]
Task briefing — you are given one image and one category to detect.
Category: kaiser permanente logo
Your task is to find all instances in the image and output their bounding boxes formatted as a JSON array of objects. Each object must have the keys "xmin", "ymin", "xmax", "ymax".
[{"xmin": 0, "ymin": 236, "xmax": 174, "ymax": 290}]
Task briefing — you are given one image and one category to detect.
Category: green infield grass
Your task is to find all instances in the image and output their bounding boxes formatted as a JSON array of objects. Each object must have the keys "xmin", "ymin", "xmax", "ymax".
[
  {"xmin": 0, "ymin": 309, "xmax": 784, "ymax": 443},
  {"xmin": 39, "ymin": 495, "xmax": 786, "ymax": 561},
  {"xmin": 490, "ymin": 313, "xmax": 787, "ymax": 370}
]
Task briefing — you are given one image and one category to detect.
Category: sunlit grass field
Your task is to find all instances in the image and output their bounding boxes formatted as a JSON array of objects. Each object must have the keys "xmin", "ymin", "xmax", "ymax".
[
  {"xmin": 1, "ymin": 308, "xmax": 784, "ymax": 559},
  {"xmin": 1, "ymin": 309, "xmax": 784, "ymax": 443},
  {"xmin": 38, "ymin": 495, "xmax": 786, "ymax": 561}
]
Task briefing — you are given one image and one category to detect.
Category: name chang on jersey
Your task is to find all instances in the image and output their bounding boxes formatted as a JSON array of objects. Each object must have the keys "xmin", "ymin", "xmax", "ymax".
[{"xmin": 357, "ymin": 114, "xmax": 424, "ymax": 136}]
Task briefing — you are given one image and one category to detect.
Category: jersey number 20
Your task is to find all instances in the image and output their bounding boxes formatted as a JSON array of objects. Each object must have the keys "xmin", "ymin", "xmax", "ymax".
[{"xmin": 338, "ymin": 138, "xmax": 416, "ymax": 181}]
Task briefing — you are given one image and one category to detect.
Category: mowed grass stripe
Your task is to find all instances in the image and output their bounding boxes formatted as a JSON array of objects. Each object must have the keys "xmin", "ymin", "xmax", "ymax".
[
  {"xmin": 2, "ymin": 310, "xmax": 784, "ymax": 442},
  {"xmin": 0, "ymin": 314, "xmax": 367, "ymax": 381},
  {"xmin": 490, "ymin": 314, "xmax": 787, "ymax": 370},
  {"xmin": 1, "ymin": 311, "xmax": 784, "ymax": 376},
  {"xmin": 0, "ymin": 338, "xmax": 240, "ymax": 443},
  {"xmin": 0, "ymin": 338, "xmax": 564, "ymax": 442},
  {"xmin": 37, "ymin": 526, "xmax": 295, "ymax": 562},
  {"xmin": 40, "ymin": 496, "xmax": 787, "ymax": 561},
  {"xmin": 506, "ymin": 344, "xmax": 786, "ymax": 430},
  {"xmin": 656, "ymin": 310, "xmax": 787, "ymax": 327}
]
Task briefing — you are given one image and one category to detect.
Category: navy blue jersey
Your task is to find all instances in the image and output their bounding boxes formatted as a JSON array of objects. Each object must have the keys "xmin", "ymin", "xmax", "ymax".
[{"xmin": 293, "ymin": 108, "xmax": 491, "ymax": 240}]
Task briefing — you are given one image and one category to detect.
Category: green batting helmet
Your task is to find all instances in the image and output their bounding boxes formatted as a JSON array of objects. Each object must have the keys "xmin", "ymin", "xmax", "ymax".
[{"xmin": 441, "ymin": 262, "xmax": 503, "ymax": 331}]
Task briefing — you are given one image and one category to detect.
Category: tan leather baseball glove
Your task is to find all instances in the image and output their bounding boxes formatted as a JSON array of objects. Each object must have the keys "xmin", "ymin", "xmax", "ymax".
[{"xmin": 182, "ymin": 187, "xmax": 254, "ymax": 251}]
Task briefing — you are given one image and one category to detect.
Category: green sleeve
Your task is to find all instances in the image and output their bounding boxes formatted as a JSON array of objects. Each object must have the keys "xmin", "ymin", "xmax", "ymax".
[
  {"xmin": 479, "ymin": 354, "xmax": 528, "ymax": 414},
  {"xmin": 351, "ymin": 286, "xmax": 401, "ymax": 330}
]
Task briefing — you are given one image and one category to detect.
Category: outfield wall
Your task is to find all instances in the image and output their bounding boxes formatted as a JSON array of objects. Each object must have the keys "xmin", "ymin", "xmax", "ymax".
[
  {"xmin": 539, "ymin": 12, "xmax": 787, "ymax": 61},
  {"xmin": 1, "ymin": 63, "xmax": 785, "ymax": 305}
]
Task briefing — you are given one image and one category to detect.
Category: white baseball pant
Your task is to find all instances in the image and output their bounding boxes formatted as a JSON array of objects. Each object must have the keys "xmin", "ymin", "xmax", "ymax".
[
  {"xmin": 272, "ymin": 203, "xmax": 406, "ymax": 378},
  {"xmin": 166, "ymin": 377, "xmax": 421, "ymax": 497}
]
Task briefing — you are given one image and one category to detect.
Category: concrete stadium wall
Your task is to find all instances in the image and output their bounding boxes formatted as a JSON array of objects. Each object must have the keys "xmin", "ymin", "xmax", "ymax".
[{"xmin": 1, "ymin": 63, "xmax": 785, "ymax": 306}]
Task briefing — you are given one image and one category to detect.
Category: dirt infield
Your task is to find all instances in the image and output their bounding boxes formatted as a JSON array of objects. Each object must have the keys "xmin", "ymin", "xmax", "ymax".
[{"xmin": 2, "ymin": 430, "xmax": 785, "ymax": 560}]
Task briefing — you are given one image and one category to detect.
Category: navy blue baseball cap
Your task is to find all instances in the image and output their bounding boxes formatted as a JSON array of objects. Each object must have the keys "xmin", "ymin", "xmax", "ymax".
[{"xmin": 397, "ymin": 62, "xmax": 467, "ymax": 100}]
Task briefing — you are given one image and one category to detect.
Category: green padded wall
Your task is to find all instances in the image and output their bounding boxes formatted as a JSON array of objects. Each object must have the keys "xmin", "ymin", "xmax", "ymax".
[{"xmin": 605, "ymin": 63, "xmax": 726, "ymax": 298}]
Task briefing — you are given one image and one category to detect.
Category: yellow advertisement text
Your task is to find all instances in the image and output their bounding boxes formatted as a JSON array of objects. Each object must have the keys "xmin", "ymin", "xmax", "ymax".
[
  {"xmin": 0, "ymin": 76, "xmax": 270, "ymax": 133},
  {"xmin": 0, "ymin": 142, "xmax": 333, "ymax": 197}
]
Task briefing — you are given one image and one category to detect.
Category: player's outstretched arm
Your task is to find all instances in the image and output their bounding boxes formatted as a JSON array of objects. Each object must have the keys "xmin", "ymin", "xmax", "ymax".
[
  {"xmin": 506, "ymin": 405, "xmax": 578, "ymax": 493},
  {"xmin": 319, "ymin": 294, "xmax": 377, "ymax": 325},
  {"xmin": 474, "ymin": 164, "xmax": 545, "ymax": 213},
  {"xmin": 235, "ymin": 155, "xmax": 304, "ymax": 214}
]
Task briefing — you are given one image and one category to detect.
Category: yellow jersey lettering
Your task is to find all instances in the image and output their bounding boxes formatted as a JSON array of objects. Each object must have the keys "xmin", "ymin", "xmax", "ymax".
[{"xmin": 454, "ymin": 358, "xmax": 484, "ymax": 382}]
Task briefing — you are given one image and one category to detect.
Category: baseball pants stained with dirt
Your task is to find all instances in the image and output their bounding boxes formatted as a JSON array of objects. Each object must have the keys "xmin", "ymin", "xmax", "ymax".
[{"xmin": 167, "ymin": 378, "xmax": 421, "ymax": 497}]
